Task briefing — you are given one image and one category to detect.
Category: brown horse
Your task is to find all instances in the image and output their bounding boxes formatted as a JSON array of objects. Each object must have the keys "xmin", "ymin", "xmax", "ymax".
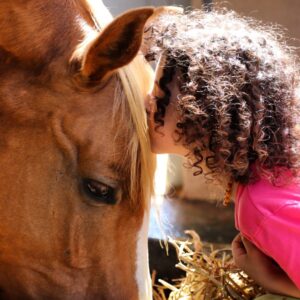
[{"xmin": 0, "ymin": 0, "xmax": 156, "ymax": 299}]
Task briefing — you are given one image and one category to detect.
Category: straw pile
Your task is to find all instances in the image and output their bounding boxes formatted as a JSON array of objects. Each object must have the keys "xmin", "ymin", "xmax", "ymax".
[{"xmin": 153, "ymin": 231, "xmax": 266, "ymax": 300}]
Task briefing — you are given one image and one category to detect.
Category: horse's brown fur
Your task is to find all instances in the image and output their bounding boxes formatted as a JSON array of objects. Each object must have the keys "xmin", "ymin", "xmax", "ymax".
[{"xmin": 0, "ymin": 1, "xmax": 154, "ymax": 298}]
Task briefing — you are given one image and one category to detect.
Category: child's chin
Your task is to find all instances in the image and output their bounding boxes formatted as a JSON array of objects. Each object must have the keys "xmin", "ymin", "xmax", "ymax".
[
  {"xmin": 150, "ymin": 140, "xmax": 167, "ymax": 154},
  {"xmin": 150, "ymin": 143, "xmax": 163, "ymax": 154}
]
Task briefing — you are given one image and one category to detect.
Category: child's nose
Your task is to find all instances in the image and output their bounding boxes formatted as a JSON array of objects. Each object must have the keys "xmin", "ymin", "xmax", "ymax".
[{"xmin": 144, "ymin": 93, "xmax": 153, "ymax": 113}]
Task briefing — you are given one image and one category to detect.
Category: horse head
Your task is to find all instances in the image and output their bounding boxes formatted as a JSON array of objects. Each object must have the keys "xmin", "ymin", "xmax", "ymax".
[{"xmin": 0, "ymin": 1, "xmax": 156, "ymax": 299}]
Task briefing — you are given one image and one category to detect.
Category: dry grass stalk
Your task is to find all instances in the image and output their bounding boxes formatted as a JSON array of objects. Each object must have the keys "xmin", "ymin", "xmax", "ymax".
[{"xmin": 153, "ymin": 231, "xmax": 266, "ymax": 300}]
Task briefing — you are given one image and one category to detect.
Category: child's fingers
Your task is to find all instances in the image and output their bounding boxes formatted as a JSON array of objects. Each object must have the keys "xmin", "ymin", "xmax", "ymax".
[
  {"xmin": 241, "ymin": 235, "xmax": 261, "ymax": 257},
  {"xmin": 232, "ymin": 234, "xmax": 244, "ymax": 253},
  {"xmin": 242, "ymin": 236, "xmax": 265, "ymax": 259},
  {"xmin": 231, "ymin": 233, "xmax": 247, "ymax": 267},
  {"xmin": 241, "ymin": 236, "xmax": 277, "ymax": 267}
]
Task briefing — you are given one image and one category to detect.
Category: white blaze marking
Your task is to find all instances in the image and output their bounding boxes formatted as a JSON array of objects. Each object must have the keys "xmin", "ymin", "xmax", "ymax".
[{"xmin": 136, "ymin": 209, "xmax": 152, "ymax": 300}]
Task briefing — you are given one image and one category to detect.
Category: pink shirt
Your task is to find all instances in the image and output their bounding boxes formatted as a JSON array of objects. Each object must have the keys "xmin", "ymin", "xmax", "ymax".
[{"xmin": 235, "ymin": 175, "xmax": 300, "ymax": 289}]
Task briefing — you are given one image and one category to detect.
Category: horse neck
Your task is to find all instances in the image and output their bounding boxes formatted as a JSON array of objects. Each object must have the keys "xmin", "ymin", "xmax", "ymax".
[{"xmin": 0, "ymin": 0, "xmax": 96, "ymax": 70}]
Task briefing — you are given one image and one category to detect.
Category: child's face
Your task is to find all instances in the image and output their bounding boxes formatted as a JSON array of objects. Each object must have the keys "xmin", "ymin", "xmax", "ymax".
[{"xmin": 145, "ymin": 57, "xmax": 189, "ymax": 156}]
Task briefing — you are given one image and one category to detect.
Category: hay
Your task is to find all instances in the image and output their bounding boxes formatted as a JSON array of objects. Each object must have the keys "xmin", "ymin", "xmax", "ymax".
[{"xmin": 153, "ymin": 231, "xmax": 266, "ymax": 300}]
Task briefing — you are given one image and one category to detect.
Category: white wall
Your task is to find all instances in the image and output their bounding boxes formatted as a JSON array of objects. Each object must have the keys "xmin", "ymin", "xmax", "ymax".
[{"xmin": 103, "ymin": 0, "xmax": 190, "ymax": 15}]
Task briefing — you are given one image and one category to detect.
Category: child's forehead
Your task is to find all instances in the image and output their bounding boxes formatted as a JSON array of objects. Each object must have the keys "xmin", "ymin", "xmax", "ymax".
[{"xmin": 153, "ymin": 54, "xmax": 167, "ymax": 82}]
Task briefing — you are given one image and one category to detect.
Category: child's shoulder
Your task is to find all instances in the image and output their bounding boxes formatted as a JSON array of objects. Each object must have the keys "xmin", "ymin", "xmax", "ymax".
[
  {"xmin": 235, "ymin": 172, "xmax": 300, "ymax": 236},
  {"xmin": 238, "ymin": 171, "xmax": 300, "ymax": 212}
]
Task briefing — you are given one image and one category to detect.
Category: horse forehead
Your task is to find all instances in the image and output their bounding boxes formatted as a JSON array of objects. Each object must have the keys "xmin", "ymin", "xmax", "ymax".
[
  {"xmin": 0, "ymin": 74, "xmax": 125, "ymax": 154},
  {"xmin": 59, "ymin": 80, "xmax": 124, "ymax": 139}
]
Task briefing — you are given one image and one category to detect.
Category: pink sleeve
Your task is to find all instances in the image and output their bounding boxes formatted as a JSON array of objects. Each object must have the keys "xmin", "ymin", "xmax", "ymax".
[{"xmin": 254, "ymin": 204, "xmax": 300, "ymax": 289}]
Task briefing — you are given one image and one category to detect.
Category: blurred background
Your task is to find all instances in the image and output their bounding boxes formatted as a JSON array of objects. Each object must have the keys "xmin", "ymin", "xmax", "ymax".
[
  {"xmin": 103, "ymin": 0, "xmax": 189, "ymax": 15},
  {"xmin": 104, "ymin": 0, "xmax": 300, "ymax": 278}
]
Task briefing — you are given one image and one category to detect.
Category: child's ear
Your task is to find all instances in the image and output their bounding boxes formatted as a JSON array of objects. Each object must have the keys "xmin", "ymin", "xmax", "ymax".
[{"xmin": 80, "ymin": 7, "xmax": 154, "ymax": 83}]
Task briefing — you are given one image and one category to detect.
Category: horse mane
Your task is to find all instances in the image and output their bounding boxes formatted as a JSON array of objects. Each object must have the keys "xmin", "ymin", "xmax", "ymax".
[
  {"xmin": 117, "ymin": 60, "xmax": 156, "ymax": 209},
  {"xmin": 80, "ymin": 0, "xmax": 156, "ymax": 209}
]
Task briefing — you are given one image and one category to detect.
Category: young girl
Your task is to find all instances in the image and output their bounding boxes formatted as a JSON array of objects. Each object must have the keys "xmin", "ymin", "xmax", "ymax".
[{"xmin": 144, "ymin": 9, "xmax": 300, "ymax": 298}]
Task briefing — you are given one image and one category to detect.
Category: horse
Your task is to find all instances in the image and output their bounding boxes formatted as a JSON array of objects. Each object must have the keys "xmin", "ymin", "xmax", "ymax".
[{"xmin": 0, "ymin": 0, "xmax": 156, "ymax": 298}]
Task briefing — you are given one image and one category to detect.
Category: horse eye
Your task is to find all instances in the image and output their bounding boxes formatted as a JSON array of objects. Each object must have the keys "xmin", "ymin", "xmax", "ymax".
[{"xmin": 82, "ymin": 178, "xmax": 117, "ymax": 205}]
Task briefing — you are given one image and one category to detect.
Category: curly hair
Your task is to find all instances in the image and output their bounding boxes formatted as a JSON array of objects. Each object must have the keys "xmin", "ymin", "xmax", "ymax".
[{"xmin": 147, "ymin": 9, "xmax": 300, "ymax": 184}]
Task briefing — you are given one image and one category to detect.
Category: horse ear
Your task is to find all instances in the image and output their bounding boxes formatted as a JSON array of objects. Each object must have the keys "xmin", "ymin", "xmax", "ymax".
[{"xmin": 80, "ymin": 7, "xmax": 154, "ymax": 83}]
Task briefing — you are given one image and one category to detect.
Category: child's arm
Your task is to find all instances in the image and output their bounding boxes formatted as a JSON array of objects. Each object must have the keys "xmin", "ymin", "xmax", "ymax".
[{"xmin": 232, "ymin": 234, "xmax": 300, "ymax": 298}]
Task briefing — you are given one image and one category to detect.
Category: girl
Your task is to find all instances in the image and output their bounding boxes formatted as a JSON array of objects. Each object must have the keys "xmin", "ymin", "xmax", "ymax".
[{"xmin": 145, "ymin": 9, "xmax": 300, "ymax": 298}]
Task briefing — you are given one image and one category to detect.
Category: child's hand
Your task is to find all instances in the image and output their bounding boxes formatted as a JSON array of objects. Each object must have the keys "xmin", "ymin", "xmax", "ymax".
[{"xmin": 231, "ymin": 234, "xmax": 300, "ymax": 298}]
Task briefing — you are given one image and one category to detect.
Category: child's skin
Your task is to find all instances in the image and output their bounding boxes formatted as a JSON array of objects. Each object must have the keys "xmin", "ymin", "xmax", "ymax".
[
  {"xmin": 146, "ymin": 56, "xmax": 188, "ymax": 156},
  {"xmin": 145, "ymin": 57, "xmax": 300, "ymax": 298}
]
